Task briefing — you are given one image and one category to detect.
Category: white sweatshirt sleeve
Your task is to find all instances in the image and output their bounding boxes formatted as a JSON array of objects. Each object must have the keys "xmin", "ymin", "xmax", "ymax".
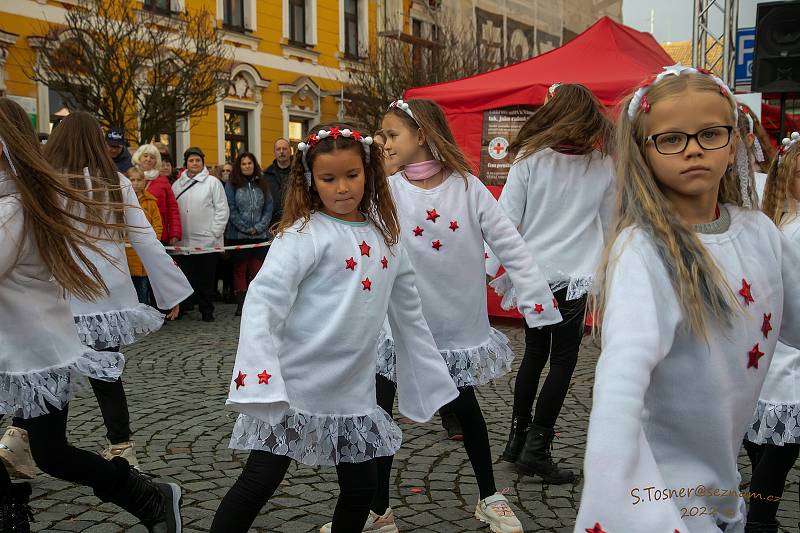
[
  {"xmin": 598, "ymin": 165, "xmax": 617, "ymax": 239},
  {"xmin": 475, "ymin": 179, "xmax": 561, "ymax": 328},
  {"xmin": 389, "ymin": 244, "xmax": 459, "ymax": 422},
  {"xmin": 484, "ymin": 161, "xmax": 529, "ymax": 277},
  {"xmin": 575, "ymin": 230, "xmax": 685, "ymax": 532},
  {"xmin": 225, "ymin": 227, "xmax": 317, "ymax": 424},
  {"xmin": 777, "ymin": 224, "xmax": 800, "ymax": 350},
  {"xmin": 121, "ymin": 178, "xmax": 192, "ymax": 309},
  {"xmin": 210, "ymin": 178, "xmax": 230, "ymax": 240},
  {"xmin": 0, "ymin": 198, "xmax": 23, "ymax": 278}
]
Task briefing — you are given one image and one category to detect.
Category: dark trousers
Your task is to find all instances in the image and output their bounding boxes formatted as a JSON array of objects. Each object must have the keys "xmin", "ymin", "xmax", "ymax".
[
  {"xmin": 175, "ymin": 253, "xmax": 218, "ymax": 316},
  {"xmin": 210, "ymin": 450, "xmax": 377, "ymax": 533},
  {"xmin": 14, "ymin": 348, "xmax": 131, "ymax": 445},
  {"xmin": 131, "ymin": 276, "xmax": 150, "ymax": 305},
  {"xmin": 1, "ymin": 402, "xmax": 117, "ymax": 497},
  {"xmin": 372, "ymin": 375, "xmax": 496, "ymax": 515},
  {"xmin": 744, "ymin": 440, "xmax": 799, "ymax": 524},
  {"xmin": 513, "ymin": 287, "xmax": 587, "ymax": 429}
]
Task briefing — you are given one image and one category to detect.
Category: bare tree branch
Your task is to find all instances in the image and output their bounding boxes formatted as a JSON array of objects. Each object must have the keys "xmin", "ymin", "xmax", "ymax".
[{"xmin": 28, "ymin": 0, "xmax": 232, "ymax": 144}]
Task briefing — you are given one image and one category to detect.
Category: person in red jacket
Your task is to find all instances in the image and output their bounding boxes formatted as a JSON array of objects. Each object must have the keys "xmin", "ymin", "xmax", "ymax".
[{"xmin": 133, "ymin": 143, "xmax": 182, "ymax": 245}]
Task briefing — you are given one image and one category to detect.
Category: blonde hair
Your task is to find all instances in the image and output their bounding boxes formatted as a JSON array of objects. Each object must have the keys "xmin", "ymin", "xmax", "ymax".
[
  {"xmin": 385, "ymin": 99, "xmax": 472, "ymax": 184},
  {"xmin": 762, "ymin": 141, "xmax": 800, "ymax": 227},
  {"xmin": 127, "ymin": 166, "xmax": 144, "ymax": 180},
  {"xmin": 595, "ymin": 72, "xmax": 742, "ymax": 335},
  {"xmin": 132, "ymin": 143, "xmax": 162, "ymax": 169}
]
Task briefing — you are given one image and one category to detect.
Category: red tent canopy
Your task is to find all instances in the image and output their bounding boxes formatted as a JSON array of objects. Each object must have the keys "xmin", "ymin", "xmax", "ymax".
[{"xmin": 404, "ymin": 16, "xmax": 675, "ymax": 173}]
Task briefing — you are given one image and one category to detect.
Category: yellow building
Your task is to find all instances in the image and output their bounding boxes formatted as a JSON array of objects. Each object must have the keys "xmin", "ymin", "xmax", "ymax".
[{"xmin": 0, "ymin": 0, "xmax": 379, "ymax": 166}]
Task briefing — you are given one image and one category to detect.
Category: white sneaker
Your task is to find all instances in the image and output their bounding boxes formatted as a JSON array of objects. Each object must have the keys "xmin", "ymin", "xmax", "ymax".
[
  {"xmin": 320, "ymin": 507, "xmax": 399, "ymax": 533},
  {"xmin": 0, "ymin": 426, "xmax": 37, "ymax": 479},
  {"xmin": 102, "ymin": 441, "xmax": 139, "ymax": 469},
  {"xmin": 475, "ymin": 494, "xmax": 524, "ymax": 533}
]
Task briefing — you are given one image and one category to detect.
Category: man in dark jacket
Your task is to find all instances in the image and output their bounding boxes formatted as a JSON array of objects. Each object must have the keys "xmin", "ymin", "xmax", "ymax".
[
  {"xmin": 107, "ymin": 127, "xmax": 133, "ymax": 173},
  {"xmin": 263, "ymin": 138, "xmax": 292, "ymax": 228}
]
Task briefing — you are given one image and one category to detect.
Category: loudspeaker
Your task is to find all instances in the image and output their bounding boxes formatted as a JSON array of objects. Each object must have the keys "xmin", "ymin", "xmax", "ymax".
[{"xmin": 751, "ymin": 0, "xmax": 800, "ymax": 93}]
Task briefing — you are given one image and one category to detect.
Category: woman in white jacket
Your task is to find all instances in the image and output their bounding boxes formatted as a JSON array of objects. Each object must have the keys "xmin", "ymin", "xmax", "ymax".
[{"xmin": 172, "ymin": 147, "xmax": 229, "ymax": 321}]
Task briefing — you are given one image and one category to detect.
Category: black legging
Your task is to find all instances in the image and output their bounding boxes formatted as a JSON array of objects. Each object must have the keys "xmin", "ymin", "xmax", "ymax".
[
  {"xmin": 513, "ymin": 287, "xmax": 587, "ymax": 429},
  {"xmin": 745, "ymin": 440, "xmax": 799, "ymax": 524},
  {"xmin": 1, "ymin": 401, "xmax": 118, "ymax": 497},
  {"xmin": 210, "ymin": 450, "xmax": 377, "ymax": 533},
  {"xmin": 13, "ymin": 348, "xmax": 131, "ymax": 445},
  {"xmin": 372, "ymin": 374, "xmax": 496, "ymax": 515}
]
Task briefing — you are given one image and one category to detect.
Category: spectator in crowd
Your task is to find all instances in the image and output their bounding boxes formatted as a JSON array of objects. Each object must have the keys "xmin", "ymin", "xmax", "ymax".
[
  {"xmin": 224, "ymin": 152, "xmax": 272, "ymax": 316},
  {"xmin": 106, "ymin": 127, "xmax": 133, "ymax": 173},
  {"xmin": 172, "ymin": 147, "xmax": 229, "ymax": 322},
  {"xmin": 264, "ymin": 138, "xmax": 292, "ymax": 229},
  {"xmin": 125, "ymin": 167, "xmax": 163, "ymax": 305},
  {"xmin": 132, "ymin": 143, "xmax": 182, "ymax": 246},
  {"xmin": 160, "ymin": 151, "xmax": 177, "ymax": 184}
]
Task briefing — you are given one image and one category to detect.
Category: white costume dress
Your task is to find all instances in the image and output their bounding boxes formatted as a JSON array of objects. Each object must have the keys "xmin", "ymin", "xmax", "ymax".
[
  {"xmin": 226, "ymin": 212, "xmax": 459, "ymax": 466},
  {"xmin": 70, "ymin": 175, "xmax": 193, "ymax": 349},
  {"xmin": 378, "ymin": 172, "xmax": 561, "ymax": 387},
  {"xmin": 746, "ymin": 209, "xmax": 800, "ymax": 445},
  {"xmin": 0, "ymin": 173, "xmax": 123, "ymax": 418},
  {"xmin": 575, "ymin": 206, "xmax": 800, "ymax": 533}
]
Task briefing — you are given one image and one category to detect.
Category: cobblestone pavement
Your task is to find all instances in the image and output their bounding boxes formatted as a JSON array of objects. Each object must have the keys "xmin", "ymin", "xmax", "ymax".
[{"xmin": 20, "ymin": 306, "xmax": 799, "ymax": 532}]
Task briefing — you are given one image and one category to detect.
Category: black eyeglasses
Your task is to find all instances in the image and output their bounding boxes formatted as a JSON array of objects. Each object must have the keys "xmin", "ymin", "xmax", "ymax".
[{"xmin": 645, "ymin": 125, "xmax": 734, "ymax": 155}]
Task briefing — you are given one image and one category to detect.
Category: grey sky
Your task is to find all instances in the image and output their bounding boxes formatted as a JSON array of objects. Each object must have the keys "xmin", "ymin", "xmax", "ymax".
[{"xmin": 622, "ymin": 0, "xmax": 764, "ymax": 43}]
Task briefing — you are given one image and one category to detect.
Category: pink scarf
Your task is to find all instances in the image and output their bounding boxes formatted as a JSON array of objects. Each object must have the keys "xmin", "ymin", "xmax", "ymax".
[{"xmin": 403, "ymin": 160, "xmax": 443, "ymax": 181}]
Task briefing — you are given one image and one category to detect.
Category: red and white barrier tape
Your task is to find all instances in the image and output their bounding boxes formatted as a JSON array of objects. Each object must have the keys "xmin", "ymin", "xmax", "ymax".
[{"xmin": 164, "ymin": 241, "xmax": 272, "ymax": 255}]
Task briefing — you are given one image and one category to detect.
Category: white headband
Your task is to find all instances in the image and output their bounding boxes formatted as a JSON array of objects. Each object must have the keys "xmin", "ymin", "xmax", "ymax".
[
  {"xmin": 296, "ymin": 127, "xmax": 373, "ymax": 187},
  {"xmin": 547, "ymin": 82, "xmax": 562, "ymax": 98},
  {"xmin": 628, "ymin": 64, "xmax": 738, "ymax": 122},
  {"xmin": 779, "ymin": 132, "xmax": 800, "ymax": 164},
  {"xmin": 387, "ymin": 99, "xmax": 443, "ymax": 161}
]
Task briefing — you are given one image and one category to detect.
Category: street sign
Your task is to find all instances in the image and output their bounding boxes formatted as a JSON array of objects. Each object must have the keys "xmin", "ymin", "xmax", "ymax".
[{"xmin": 736, "ymin": 27, "xmax": 756, "ymax": 85}]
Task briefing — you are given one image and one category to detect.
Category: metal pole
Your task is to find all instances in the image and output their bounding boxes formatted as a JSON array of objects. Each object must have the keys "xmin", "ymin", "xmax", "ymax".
[
  {"xmin": 780, "ymin": 93, "xmax": 787, "ymax": 141},
  {"xmin": 691, "ymin": 0, "xmax": 700, "ymax": 67}
]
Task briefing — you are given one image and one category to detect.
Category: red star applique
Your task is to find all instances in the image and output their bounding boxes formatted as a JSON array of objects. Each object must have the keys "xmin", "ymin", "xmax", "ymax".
[
  {"xmin": 258, "ymin": 370, "xmax": 271, "ymax": 385},
  {"xmin": 362, "ymin": 277, "xmax": 372, "ymax": 291},
  {"xmin": 381, "ymin": 256, "xmax": 388, "ymax": 269},
  {"xmin": 449, "ymin": 220, "xmax": 459, "ymax": 232},
  {"xmin": 552, "ymin": 297, "xmax": 559, "ymax": 309},
  {"xmin": 351, "ymin": 130, "xmax": 362, "ymax": 141},
  {"xmin": 585, "ymin": 524, "xmax": 607, "ymax": 533},
  {"xmin": 345, "ymin": 257, "xmax": 357, "ymax": 271},
  {"xmin": 329, "ymin": 126, "xmax": 342, "ymax": 138},
  {"xmin": 413, "ymin": 226, "xmax": 424, "ymax": 237},
  {"xmin": 739, "ymin": 279, "xmax": 754, "ymax": 306},
  {"xmin": 534, "ymin": 303, "xmax": 544, "ymax": 314},
  {"xmin": 359, "ymin": 240, "xmax": 371, "ymax": 257},
  {"xmin": 761, "ymin": 313, "xmax": 772, "ymax": 338},
  {"xmin": 234, "ymin": 370, "xmax": 246, "ymax": 390},
  {"xmin": 426, "ymin": 209, "xmax": 440, "ymax": 222},
  {"xmin": 431, "ymin": 240, "xmax": 442, "ymax": 251},
  {"xmin": 747, "ymin": 344, "xmax": 765, "ymax": 369}
]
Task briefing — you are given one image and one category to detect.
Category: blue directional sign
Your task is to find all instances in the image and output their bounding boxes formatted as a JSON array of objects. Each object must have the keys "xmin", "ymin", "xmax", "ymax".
[{"xmin": 736, "ymin": 27, "xmax": 756, "ymax": 85}]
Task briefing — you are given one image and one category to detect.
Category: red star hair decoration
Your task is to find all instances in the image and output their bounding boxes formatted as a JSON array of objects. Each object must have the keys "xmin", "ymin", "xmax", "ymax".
[
  {"xmin": 431, "ymin": 240, "xmax": 442, "ymax": 250},
  {"xmin": 413, "ymin": 226, "xmax": 424, "ymax": 237},
  {"xmin": 739, "ymin": 279, "xmax": 754, "ymax": 305},
  {"xmin": 762, "ymin": 313, "xmax": 772, "ymax": 339},
  {"xmin": 351, "ymin": 130, "xmax": 363, "ymax": 141},
  {"xmin": 585, "ymin": 524, "xmax": 607, "ymax": 533},
  {"xmin": 258, "ymin": 370, "xmax": 271, "ymax": 385},
  {"xmin": 359, "ymin": 241, "xmax": 371, "ymax": 257},
  {"xmin": 640, "ymin": 95, "xmax": 650, "ymax": 113},
  {"xmin": 426, "ymin": 209, "xmax": 440, "ymax": 222},
  {"xmin": 534, "ymin": 303, "xmax": 544, "ymax": 314},
  {"xmin": 449, "ymin": 220, "xmax": 459, "ymax": 232},
  {"xmin": 234, "ymin": 370, "xmax": 246, "ymax": 390},
  {"xmin": 362, "ymin": 277, "xmax": 372, "ymax": 291},
  {"xmin": 747, "ymin": 344, "xmax": 765, "ymax": 369},
  {"xmin": 329, "ymin": 126, "xmax": 342, "ymax": 139},
  {"xmin": 552, "ymin": 297, "xmax": 559, "ymax": 309},
  {"xmin": 345, "ymin": 257, "xmax": 357, "ymax": 271},
  {"xmin": 381, "ymin": 256, "xmax": 388, "ymax": 269}
]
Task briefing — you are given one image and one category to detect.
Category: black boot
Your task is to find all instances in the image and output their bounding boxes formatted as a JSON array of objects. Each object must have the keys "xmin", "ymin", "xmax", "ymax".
[
  {"xmin": 500, "ymin": 415, "xmax": 530, "ymax": 463},
  {"xmin": 514, "ymin": 423, "xmax": 576, "ymax": 484},
  {"xmin": 0, "ymin": 482, "xmax": 32, "ymax": 533},
  {"xmin": 440, "ymin": 411, "xmax": 463, "ymax": 441},
  {"xmin": 744, "ymin": 521, "xmax": 779, "ymax": 533},
  {"xmin": 97, "ymin": 457, "xmax": 182, "ymax": 533},
  {"xmin": 234, "ymin": 291, "xmax": 245, "ymax": 317}
]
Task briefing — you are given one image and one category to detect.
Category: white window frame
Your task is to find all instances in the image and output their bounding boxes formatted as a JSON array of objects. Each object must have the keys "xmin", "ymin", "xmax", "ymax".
[
  {"xmin": 216, "ymin": 64, "xmax": 269, "ymax": 164},
  {"xmin": 279, "ymin": 77, "xmax": 321, "ymax": 140},
  {"xmin": 339, "ymin": 0, "xmax": 369, "ymax": 58},
  {"xmin": 216, "ymin": 0, "xmax": 256, "ymax": 32},
  {"xmin": 282, "ymin": 0, "xmax": 317, "ymax": 46}
]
